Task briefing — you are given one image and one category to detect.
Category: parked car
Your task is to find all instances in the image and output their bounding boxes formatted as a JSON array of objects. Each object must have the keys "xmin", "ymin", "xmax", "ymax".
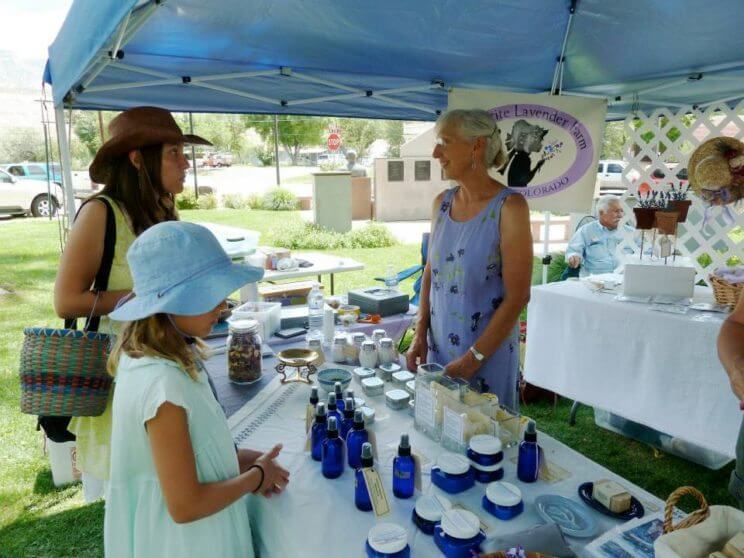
[
  {"xmin": 636, "ymin": 163, "xmax": 689, "ymax": 197},
  {"xmin": 595, "ymin": 159, "xmax": 640, "ymax": 197},
  {"xmin": 2, "ymin": 162, "xmax": 62, "ymax": 185},
  {"xmin": 0, "ymin": 168, "xmax": 61, "ymax": 217},
  {"xmin": 201, "ymin": 152, "xmax": 233, "ymax": 167}
]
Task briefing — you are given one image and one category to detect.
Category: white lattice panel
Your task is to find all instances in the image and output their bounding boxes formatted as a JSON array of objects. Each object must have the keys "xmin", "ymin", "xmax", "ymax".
[{"xmin": 618, "ymin": 101, "xmax": 744, "ymax": 284}]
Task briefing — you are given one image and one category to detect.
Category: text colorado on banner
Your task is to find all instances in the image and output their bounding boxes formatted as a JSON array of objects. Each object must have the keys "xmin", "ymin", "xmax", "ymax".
[{"xmin": 449, "ymin": 89, "xmax": 607, "ymax": 213}]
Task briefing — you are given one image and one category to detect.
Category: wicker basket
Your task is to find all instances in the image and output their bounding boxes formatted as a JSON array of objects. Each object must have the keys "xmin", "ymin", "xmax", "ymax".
[
  {"xmin": 19, "ymin": 327, "xmax": 113, "ymax": 417},
  {"xmin": 710, "ymin": 275, "xmax": 744, "ymax": 307}
]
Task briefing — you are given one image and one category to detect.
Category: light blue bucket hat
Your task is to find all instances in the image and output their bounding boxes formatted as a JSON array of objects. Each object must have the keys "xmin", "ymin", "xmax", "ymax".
[{"xmin": 109, "ymin": 221, "xmax": 264, "ymax": 321}]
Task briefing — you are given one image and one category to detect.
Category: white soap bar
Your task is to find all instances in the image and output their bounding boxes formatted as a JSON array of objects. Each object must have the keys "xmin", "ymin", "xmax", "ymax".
[{"xmin": 593, "ymin": 479, "xmax": 631, "ymax": 513}]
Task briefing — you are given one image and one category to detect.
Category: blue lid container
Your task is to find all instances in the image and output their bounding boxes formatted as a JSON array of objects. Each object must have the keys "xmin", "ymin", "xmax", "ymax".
[
  {"xmin": 431, "ymin": 453, "xmax": 475, "ymax": 494},
  {"xmin": 471, "ymin": 463, "xmax": 504, "ymax": 484},
  {"xmin": 433, "ymin": 509, "xmax": 485, "ymax": 558},
  {"xmin": 365, "ymin": 523, "xmax": 410, "ymax": 558},
  {"xmin": 467, "ymin": 434, "xmax": 503, "ymax": 467},
  {"xmin": 411, "ymin": 493, "xmax": 452, "ymax": 535},
  {"xmin": 482, "ymin": 481, "xmax": 524, "ymax": 520}
]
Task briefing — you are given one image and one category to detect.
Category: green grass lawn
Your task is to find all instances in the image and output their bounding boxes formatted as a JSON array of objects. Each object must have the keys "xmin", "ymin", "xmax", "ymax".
[{"xmin": 0, "ymin": 209, "xmax": 735, "ymax": 556}]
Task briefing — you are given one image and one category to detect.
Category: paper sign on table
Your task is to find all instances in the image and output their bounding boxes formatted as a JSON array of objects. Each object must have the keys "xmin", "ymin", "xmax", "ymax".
[{"xmin": 362, "ymin": 467, "xmax": 391, "ymax": 518}]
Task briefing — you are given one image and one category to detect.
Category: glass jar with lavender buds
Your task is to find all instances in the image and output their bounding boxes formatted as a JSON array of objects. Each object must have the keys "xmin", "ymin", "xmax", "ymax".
[{"xmin": 227, "ymin": 319, "xmax": 262, "ymax": 384}]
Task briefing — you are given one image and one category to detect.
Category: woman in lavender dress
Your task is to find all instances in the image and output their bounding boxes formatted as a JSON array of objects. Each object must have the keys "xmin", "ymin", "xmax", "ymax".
[{"xmin": 406, "ymin": 109, "xmax": 533, "ymax": 410}]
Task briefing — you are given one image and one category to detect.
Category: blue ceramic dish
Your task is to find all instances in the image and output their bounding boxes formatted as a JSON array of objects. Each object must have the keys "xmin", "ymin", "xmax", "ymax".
[{"xmin": 317, "ymin": 368, "xmax": 352, "ymax": 393}]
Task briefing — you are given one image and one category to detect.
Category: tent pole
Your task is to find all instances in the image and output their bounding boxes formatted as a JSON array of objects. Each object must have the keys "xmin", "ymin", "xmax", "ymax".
[
  {"xmin": 55, "ymin": 105, "xmax": 76, "ymax": 226},
  {"xmin": 274, "ymin": 114, "xmax": 281, "ymax": 185},
  {"xmin": 189, "ymin": 112, "xmax": 199, "ymax": 198},
  {"xmin": 542, "ymin": 211, "xmax": 551, "ymax": 284}
]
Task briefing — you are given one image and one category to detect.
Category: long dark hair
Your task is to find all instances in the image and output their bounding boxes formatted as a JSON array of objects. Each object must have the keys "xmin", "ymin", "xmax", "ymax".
[{"xmin": 98, "ymin": 144, "xmax": 178, "ymax": 235}]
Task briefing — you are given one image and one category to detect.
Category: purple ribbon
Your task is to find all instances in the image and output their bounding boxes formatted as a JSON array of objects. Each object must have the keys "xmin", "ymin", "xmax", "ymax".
[{"xmin": 701, "ymin": 188, "xmax": 737, "ymax": 233}]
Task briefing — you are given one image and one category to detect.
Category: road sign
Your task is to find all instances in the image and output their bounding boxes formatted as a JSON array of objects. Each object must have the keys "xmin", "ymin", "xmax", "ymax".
[{"xmin": 327, "ymin": 132, "xmax": 341, "ymax": 152}]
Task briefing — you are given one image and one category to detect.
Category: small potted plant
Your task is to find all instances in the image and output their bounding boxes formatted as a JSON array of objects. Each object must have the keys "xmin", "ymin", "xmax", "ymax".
[
  {"xmin": 667, "ymin": 184, "xmax": 692, "ymax": 223},
  {"xmin": 633, "ymin": 191, "xmax": 661, "ymax": 230}
]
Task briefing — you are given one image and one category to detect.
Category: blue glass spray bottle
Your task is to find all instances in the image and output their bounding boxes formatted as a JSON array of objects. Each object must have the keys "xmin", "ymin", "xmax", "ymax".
[
  {"xmin": 322, "ymin": 416, "xmax": 345, "ymax": 479},
  {"xmin": 347, "ymin": 409, "xmax": 369, "ymax": 469},
  {"xmin": 326, "ymin": 392, "xmax": 343, "ymax": 427},
  {"xmin": 334, "ymin": 382, "xmax": 345, "ymax": 412},
  {"xmin": 517, "ymin": 420, "xmax": 539, "ymax": 483},
  {"xmin": 393, "ymin": 433, "xmax": 415, "ymax": 499},
  {"xmin": 310, "ymin": 402, "xmax": 327, "ymax": 462},
  {"xmin": 340, "ymin": 397, "xmax": 355, "ymax": 440},
  {"xmin": 355, "ymin": 442, "xmax": 375, "ymax": 511}
]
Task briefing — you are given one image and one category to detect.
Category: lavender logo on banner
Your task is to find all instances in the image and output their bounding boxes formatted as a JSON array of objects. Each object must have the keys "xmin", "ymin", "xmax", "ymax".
[{"xmin": 489, "ymin": 104, "xmax": 593, "ymax": 198}]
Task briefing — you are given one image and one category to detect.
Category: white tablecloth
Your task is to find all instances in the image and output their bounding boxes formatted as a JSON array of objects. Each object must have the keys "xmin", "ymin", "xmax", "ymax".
[
  {"xmin": 523, "ymin": 280, "xmax": 738, "ymax": 457},
  {"xmin": 262, "ymin": 252, "xmax": 364, "ymax": 282},
  {"xmin": 230, "ymin": 365, "xmax": 663, "ymax": 557}
]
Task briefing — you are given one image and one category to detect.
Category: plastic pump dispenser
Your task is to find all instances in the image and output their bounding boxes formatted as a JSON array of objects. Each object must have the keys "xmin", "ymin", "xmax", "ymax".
[
  {"xmin": 393, "ymin": 434, "xmax": 415, "ymax": 499},
  {"xmin": 322, "ymin": 416, "xmax": 345, "ymax": 479},
  {"xmin": 347, "ymin": 409, "xmax": 369, "ymax": 469},
  {"xmin": 355, "ymin": 442, "xmax": 374, "ymax": 511},
  {"xmin": 311, "ymin": 402, "xmax": 327, "ymax": 462},
  {"xmin": 517, "ymin": 420, "xmax": 539, "ymax": 483}
]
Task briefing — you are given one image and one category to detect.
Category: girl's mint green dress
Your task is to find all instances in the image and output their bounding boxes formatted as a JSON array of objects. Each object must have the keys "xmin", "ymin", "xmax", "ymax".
[{"xmin": 104, "ymin": 354, "xmax": 254, "ymax": 558}]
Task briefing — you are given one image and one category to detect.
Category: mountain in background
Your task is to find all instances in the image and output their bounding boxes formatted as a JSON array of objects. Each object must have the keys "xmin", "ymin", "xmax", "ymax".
[{"xmin": 0, "ymin": 50, "xmax": 47, "ymax": 130}]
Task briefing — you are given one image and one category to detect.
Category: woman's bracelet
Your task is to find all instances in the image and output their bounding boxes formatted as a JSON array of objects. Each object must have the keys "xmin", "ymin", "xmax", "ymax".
[{"xmin": 247, "ymin": 464, "xmax": 265, "ymax": 493}]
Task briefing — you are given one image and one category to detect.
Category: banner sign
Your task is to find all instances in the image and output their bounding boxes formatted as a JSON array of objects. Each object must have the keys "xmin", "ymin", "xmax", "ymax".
[{"xmin": 448, "ymin": 89, "xmax": 607, "ymax": 212}]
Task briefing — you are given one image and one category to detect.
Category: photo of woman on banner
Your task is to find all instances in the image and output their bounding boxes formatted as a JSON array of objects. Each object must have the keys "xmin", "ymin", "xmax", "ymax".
[{"xmin": 499, "ymin": 119, "xmax": 549, "ymax": 187}]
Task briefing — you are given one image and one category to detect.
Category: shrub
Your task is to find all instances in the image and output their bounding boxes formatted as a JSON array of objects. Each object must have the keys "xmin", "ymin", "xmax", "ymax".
[
  {"xmin": 267, "ymin": 221, "xmax": 397, "ymax": 250},
  {"xmin": 222, "ymin": 193, "xmax": 249, "ymax": 209},
  {"xmin": 247, "ymin": 194, "xmax": 263, "ymax": 210},
  {"xmin": 197, "ymin": 193, "xmax": 217, "ymax": 210},
  {"xmin": 176, "ymin": 191, "xmax": 198, "ymax": 210},
  {"xmin": 547, "ymin": 252, "xmax": 569, "ymax": 283},
  {"xmin": 347, "ymin": 222, "xmax": 397, "ymax": 248},
  {"xmin": 319, "ymin": 160, "xmax": 345, "ymax": 171},
  {"xmin": 262, "ymin": 187, "xmax": 298, "ymax": 211}
]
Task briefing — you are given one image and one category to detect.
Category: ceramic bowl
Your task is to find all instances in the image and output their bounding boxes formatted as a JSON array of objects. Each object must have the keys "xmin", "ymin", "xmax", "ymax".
[{"xmin": 317, "ymin": 368, "xmax": 352, "ymax": 393}]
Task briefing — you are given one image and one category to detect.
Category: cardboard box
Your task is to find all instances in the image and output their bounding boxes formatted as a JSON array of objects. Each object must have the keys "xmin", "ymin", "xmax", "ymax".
[
  {"xmin": 258, "ymin": 246, "xmax": 291, "ymax": 270},
  {"xmin": 259, "ymin": 281, "xmax": 323, "ymax": 306}
]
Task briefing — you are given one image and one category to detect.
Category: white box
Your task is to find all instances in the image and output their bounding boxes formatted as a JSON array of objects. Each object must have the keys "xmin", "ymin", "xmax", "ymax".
[
  {"xmin": 623, "ymin": 263, "xmax": 696, "ymax": 299},
  {"xmin": 47, "ymin": 437, "xmax": 81, "ymax": 486},
  {"xmin": 230, "ymin": 301, "xmax": 281, "ymax": 340}
]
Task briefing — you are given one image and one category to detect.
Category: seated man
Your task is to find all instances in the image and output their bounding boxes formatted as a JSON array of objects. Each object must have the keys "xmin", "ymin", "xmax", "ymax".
[{"xmin": 566, "ymin": 195, "xmax": 631, "ymax": 275}]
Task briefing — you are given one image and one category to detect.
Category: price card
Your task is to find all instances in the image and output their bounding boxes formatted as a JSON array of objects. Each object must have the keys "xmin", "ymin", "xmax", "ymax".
[
  {"xmin": 442, "ymin": 407, "xmax": 465, "ymax": 444},
  {"xmin": 362, "ymin": 467, "xmax": 391, "ymax": 518},
  {"xmin": 414, "ymin": 386, "xmax": 435, "ymax": 428}
]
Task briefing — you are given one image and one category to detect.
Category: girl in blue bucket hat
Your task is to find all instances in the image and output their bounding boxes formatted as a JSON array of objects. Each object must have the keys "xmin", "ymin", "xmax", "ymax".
[{"xmin": 104, "ymin": 221, "xmax": 289, "ymax": 558}]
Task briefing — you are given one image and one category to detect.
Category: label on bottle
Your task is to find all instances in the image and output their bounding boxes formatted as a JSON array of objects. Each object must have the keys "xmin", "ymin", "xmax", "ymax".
[
  {"xmin": 414, "ymin": 386, "xmax": 435, "ymax": 428},
  {"xmin": 362, "ymin": 467, "xmax": 391, "ymax": 518},
  {"xmin": 442, "ymin": 407, "xmax": 465, "ymax": 444}
]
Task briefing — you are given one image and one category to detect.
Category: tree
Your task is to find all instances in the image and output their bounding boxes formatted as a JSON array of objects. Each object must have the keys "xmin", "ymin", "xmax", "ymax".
[
  {"xmin": 601, "ymin": 121, "xmax": 627, "ymax": 159},
  {"xmin": 334, "ymin": 118, "xmax": 382, "ymax": 157},
  {"xmin": 72, "ymin": 110, "xmax": 116, "ymax": 157},
  {"xmin": 383, "ymin": 120, "xmax": 404, "ymax": 157},
  {"xmin": 243, "ymin": 114, "xmax": 327, "ymax": 165},
  {"xmin": 0, "ymin": 127, "xmax": 47, "ymax": 162}
]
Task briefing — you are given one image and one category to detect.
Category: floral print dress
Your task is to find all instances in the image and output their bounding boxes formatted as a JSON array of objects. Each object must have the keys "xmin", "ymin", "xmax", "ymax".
[{"xmin": 427, "ymin": 186, "xmax": 520, "ymax": 410}]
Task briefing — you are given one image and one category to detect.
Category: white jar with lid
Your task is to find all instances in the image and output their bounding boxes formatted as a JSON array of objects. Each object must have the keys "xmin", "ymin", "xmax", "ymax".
[
  {"xmin": 359, "ymin": 340, "xmax": 378, "ymax": 369},
  {"xmin": 346, "ymin": 332, "xmax": 366, "ymax": 365},
  {"xmin": 331, "ymin": 333, "xmax": 347, "ymax": 364},
  {"xmin": 372, "ymin": 328, "xmax": 387, "ymax": 346},
  {"xmin": 378, "ymin": 337, "xmax": 397, "ymax": 366},
  {"xmin": 365, "ymin": 523, "xmax": 409, "ymax": 558}
]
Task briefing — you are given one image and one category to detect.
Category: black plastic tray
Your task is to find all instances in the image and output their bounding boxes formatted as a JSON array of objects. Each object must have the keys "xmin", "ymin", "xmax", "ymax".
[{"xmin": 578, "ymin": 482, "xmax": 645, "ymax": 520}]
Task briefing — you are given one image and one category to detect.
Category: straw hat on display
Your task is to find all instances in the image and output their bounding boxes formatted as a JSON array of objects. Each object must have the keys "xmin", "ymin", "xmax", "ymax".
[{"xmin": 688, "ymin": 136, "xmax": 744, "ymax": 205}]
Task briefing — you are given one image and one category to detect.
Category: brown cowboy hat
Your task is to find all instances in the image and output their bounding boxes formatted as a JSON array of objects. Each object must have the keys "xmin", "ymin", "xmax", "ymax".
[{"xmin": 89, "ymin": 106, "xmax": 212, "ymax": 184}]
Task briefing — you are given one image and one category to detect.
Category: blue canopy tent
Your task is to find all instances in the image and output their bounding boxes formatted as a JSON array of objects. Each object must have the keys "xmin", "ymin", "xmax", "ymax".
[{"xmin": 46, "ymin": 0, "xmax": 744, "ymax": 213}]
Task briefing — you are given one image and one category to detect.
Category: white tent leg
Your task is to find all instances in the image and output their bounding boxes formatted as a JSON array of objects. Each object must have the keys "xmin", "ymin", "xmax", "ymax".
[
  {"xmin": 542, "ymin": 211, "xmax": 551, "ymax": 284},
  {"xmin": 55, "ymin": 105, "xmax": 76, "ymax": 224}
]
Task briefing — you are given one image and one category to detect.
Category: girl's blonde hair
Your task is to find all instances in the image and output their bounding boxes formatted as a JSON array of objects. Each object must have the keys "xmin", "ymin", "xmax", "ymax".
[{"xmin": 108, "ymin": 314, "xmax": 208, "ymax": 380}]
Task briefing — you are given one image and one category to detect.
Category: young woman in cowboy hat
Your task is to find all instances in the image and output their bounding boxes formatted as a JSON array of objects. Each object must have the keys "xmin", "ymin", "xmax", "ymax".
[
  {"xmin": 104, "ymin": 220, "xmax": 287, "ymax": 557},
  {"xmin": 53, "ymin": 106, "xmax": 212, "ymax": 501}
]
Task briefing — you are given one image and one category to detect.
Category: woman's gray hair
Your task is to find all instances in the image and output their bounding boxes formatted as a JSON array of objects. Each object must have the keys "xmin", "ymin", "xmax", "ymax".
[
  {"xmin": 596, "ymin": 194, "xmax": 621, "ymax": 215},
  {"xmin": 435, "ymin": 109, "xmax": 507, "ymax": 169}
]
